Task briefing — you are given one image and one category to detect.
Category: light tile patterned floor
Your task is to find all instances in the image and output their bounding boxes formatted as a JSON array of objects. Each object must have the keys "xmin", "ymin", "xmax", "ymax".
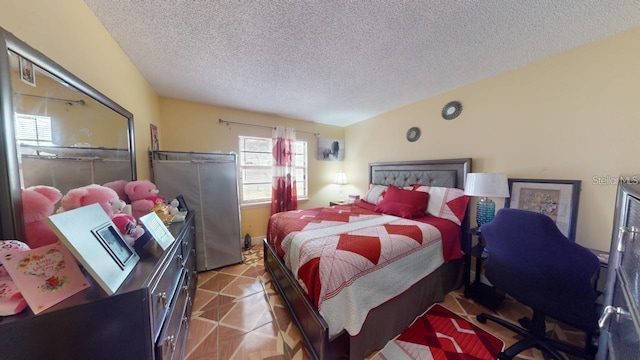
[{"xmin": 184, "ymin": 245, "xmax": 587, "ymax": 359}]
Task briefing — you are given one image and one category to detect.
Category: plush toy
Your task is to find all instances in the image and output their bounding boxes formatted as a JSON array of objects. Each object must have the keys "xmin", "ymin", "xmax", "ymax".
[
  {"xmin": 0, "ymin": 240, "xmax": 30, "ymax": 316},
  {"xmin": 168, "ymin": 199, "xmax": 186, "ymax": 222},
  {"xmin": 22, "ymin": 185, "xmax": 63, "ymax": 249},
  {"xmin": 61, "ymin": 184, "xmax": 144, "ymax": 245},
  {"xmin": 103, "ymin": 180, "xmax": 130, "ymax": 204},
  {"xmin": 124, "ymin": 180, "xmax": 166, "ymax": 219}
]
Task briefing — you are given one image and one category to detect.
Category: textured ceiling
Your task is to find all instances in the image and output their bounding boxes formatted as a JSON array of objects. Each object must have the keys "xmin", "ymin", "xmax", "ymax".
[{"xmin": 83, "ymin": 0, "xmax": 639, "ymax": 127}]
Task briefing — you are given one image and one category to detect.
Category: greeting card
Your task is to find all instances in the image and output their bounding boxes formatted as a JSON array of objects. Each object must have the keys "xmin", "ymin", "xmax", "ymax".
[{"xmin": 0, "ymin": 242, "xmax": 89, "ymax": 314}]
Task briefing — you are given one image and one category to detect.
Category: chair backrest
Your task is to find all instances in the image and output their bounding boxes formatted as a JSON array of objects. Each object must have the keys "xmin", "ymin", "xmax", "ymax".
[{"xmin": 481, "ymin": 208, "xmax": 600, "ymax": 331}]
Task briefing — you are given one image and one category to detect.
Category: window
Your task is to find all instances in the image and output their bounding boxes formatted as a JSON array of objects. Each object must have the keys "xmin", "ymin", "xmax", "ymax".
[
  {"xmin": 15, "ymin": 113, "xmax": 54, "ymax": 146},
  {"xmin": 239, "ymin": 136, "xmax": 307, "ymax": 204}
]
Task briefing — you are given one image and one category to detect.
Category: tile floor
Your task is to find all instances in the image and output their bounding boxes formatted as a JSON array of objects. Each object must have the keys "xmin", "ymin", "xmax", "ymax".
[{"xmin": 184, "ymin": 245, "xmax": 588, "ymax": 359}]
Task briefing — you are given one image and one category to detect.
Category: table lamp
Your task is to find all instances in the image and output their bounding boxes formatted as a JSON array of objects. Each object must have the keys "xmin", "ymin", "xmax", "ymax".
[
  {"xmin": 334, "ymin": 172, "xmax": 348, "ymax": 203},
  {"xmin": 464, "ymin": 173, "xmax": 510, "ymax": 227}
]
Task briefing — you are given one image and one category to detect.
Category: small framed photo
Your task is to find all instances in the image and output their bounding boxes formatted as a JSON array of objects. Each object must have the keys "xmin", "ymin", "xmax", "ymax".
[
  {"xmin": 150, "ymin": 123, "xmax": 159, "ymax": 151},
  {"xmin": 505, "ymin": 178, "xmax": 581, "ymax": 242},
  {"xmin": 19, "ymin": 56, "xmax": 36, "ymax": 86},
  {"xmin": 176, "ymin": 195, "xmax": 189, "ymax": 212},
  {"xmin": 139, "ymin": 212, "xmax": 176, "ymax": 251},
  {"xmin": 92, "ymin": 223, "xmax": 136, "ymax": 269}
]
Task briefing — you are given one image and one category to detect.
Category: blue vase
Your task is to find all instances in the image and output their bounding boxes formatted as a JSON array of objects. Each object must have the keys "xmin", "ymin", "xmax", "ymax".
[{"xmin": 476, "ymin": 199, "xmax": 495, "ymax": 227}]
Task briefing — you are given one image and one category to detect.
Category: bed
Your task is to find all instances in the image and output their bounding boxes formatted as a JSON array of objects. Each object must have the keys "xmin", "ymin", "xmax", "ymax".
[{"xmin": 264, "ymin": 158, "xmax": 472, "ymax": 359}]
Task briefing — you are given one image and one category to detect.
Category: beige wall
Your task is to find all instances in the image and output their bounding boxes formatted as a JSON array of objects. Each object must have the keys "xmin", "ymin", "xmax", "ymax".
[
  {"xmin": 1, "ymin": 0, "xmax": 160, "ymax": 179},
  {"xmin": 158, "ymin": 98, "xmax": 345, "ymax": 238},
  {"xmin": 345, "ymin": 27, "xmax": 640, "ymax": 252}
]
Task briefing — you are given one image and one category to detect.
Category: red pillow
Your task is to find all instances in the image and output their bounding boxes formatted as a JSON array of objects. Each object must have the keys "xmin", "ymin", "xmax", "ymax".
[{"xmin": 375, "ymin": 185, "xmax": 429, "ymax": 218}]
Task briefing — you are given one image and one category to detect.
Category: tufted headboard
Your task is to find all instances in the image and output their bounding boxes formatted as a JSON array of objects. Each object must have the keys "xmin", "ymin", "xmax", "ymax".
[{"xmin": 369, "ymin": 158, "xmax": 472, "ymax": 190}]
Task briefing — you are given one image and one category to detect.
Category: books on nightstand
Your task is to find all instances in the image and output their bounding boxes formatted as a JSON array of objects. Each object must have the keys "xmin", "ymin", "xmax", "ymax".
[{"xmin": 347, "ymin": 194, "xmax": 360, "ymax": 204}]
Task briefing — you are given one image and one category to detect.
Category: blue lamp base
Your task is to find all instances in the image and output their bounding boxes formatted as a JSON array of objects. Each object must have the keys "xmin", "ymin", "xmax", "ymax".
[{"xmin": 476, "ymin": 198, "xmax": 496, "ymax": 227}]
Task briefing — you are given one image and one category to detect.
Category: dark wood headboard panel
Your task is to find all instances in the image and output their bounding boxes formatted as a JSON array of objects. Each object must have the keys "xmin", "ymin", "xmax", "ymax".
[{"xmin": 369, "ymin": 158, "xmax": 472, "ymax": 190}]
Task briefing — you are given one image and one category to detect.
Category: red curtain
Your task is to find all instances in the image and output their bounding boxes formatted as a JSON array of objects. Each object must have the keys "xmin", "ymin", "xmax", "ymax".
[{"xmin": 271, "ymin": 126, "xmax": 297, "ymax": 215}]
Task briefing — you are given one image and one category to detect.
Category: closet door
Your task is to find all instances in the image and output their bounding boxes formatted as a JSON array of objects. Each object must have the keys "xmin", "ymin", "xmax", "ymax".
[
  {"xmin": 197, "ymin": 159, "xmax": 243, "ymax": 270},
  {"xmin": 153, "ymin": 154, "xmax": 242, "ymax": 271}
]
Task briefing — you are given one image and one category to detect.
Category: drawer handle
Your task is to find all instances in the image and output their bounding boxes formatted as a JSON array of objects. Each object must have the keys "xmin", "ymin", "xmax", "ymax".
[
  {"xmin": 177, "ymin": 254, "xmax": 183, "ymax": 266},
  {"xmin": 165, "ymin": 335, "xmax": 176, "ymax": 353},
  {"xmin": 598, "ymin": 305, "xmax": 629, "ymax": 329},
  {"xmin": 158, "ymin": 292, "xmax": 168, "ymax": 309}
]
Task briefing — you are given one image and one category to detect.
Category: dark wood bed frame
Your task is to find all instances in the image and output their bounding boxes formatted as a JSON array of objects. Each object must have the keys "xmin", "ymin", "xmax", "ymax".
[{"xmin": 264, "ymin": 158, "xmax": 472, "ymax": 359}]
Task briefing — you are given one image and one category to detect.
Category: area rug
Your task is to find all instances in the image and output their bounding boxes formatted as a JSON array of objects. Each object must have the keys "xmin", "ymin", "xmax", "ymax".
[{"xmin": 372, "ymin": 304, "xmax": 504, "ymax": 360}]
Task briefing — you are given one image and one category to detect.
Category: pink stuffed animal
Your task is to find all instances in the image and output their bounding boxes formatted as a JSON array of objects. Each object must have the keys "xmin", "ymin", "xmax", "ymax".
[
  {"xmin": 61, "ymin": 184, "xmax": 144, "ymax": 245},
  {"xmin": 124, "ymin": 180, "xmax": 166, "ymax": 219},
  {"xmin": 103, "ymin": 180, "xmax": 130, "ymax": 203},
  {"xmin": 22, "ymin": 185, "xmax": 63, "ymax": 249}
]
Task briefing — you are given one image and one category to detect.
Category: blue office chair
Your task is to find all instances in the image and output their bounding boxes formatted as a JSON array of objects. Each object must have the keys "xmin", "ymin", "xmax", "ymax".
[{"xmin": 477, "ymin": 208, "xmax": 599, "ymax": 360}]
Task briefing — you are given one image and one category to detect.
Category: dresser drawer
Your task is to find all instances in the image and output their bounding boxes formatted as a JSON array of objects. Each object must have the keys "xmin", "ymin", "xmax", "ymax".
[
  {"xmin": 150, "ymin": 244, "xmax": 184, "ymax": 339},
  {"xmin": 156, "ymin": 270, "xmax": 191, "ymax": 360},
  {"xmin": 606, "ymin": 272, "xmax": 640, "ymax": 359}
]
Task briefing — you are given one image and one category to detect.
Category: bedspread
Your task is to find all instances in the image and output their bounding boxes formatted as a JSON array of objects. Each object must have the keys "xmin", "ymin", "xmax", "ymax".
[{"xmin": 267, "ymin": 203, "xmax": 462, "ymax": 337}]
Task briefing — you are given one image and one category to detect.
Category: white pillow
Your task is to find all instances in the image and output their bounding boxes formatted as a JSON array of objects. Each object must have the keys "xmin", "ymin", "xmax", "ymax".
[
  {"xmin": 413, "ymin": 185, "xmax": 470, "ymax": 225},
  {"xmin": 363, "ymin": 184, "xmax": 387, "ymax": 205}
]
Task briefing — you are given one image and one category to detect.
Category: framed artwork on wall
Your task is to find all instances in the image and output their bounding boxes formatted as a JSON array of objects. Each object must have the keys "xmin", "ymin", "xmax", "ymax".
[
  {"xmin": 19, "ymin": 56, "xmax": 35, "ymax": 86},
  {"xmin": 318, "ymin": 137, "xmax": 344, "ymax": 161},
  {"xmin": 150, "ymin": 123, "xmax": 159, "ymax": 151},
  {"xmin": 505, "ymin": 178, "xmax": 581, "ymax": 242}
]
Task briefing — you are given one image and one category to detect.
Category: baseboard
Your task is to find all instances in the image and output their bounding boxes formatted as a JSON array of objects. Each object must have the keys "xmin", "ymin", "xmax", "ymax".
[{"xmin": 252, "ymin": 236, "xmax": 264, "ymax": 247}]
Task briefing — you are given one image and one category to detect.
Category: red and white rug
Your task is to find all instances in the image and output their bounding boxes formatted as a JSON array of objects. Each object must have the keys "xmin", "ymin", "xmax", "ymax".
[{"xmin": 373, "ymin": 304, "xmax": 504, "ymax": 360}]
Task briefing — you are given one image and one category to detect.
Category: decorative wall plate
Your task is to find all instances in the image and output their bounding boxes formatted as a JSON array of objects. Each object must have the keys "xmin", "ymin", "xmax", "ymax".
[
  {"xmin": 442, "ymin": 101, "xmax": 462, "ymax": 120},
  {"xmin": 406, "ymin": 127, "xmax": 421, "ymax": 142}
]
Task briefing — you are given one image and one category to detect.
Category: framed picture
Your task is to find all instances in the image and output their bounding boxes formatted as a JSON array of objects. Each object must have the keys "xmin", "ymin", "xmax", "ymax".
[
  {"xmin": 139, "ymin": 212, "xmax": 176, "ymax": 251},
  {"xmin": 176, "ymin": 194, "xmax": 189, "ymax": 212},
  {"xmin": 505, "ymin": 178, "xmax": 581, "ymax": 242},
  {"xmin": 318, "ymin": 137, "xmax": 344, "ymax": 161},
  {"xmin": 92, "ymin": 223, "xmax": 136, "ymax": 269},
  {"xmin": 46, "ymin": 203, "xmax": 140, "ymax": 295},
  {"xmin": 150, "ymin": 123, "xmax": 159, "ymax": 151},
  {"xmin": 19, "ymin": 56, "xmax": 36, "ymax": 86}
]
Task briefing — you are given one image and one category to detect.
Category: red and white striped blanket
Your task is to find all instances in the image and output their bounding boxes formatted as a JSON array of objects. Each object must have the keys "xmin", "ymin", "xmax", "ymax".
[{"xmin": 268, "ymin": 203, "xmax": 462, "ymax": 337}]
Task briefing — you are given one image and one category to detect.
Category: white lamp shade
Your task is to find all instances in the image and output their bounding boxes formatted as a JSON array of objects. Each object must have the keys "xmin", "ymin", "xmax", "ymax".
[
  {"xmin": 334, "ymin": 172, "xmax": 348, "ymax": 185},
  {"xmin": 464, "ymin": 173, "xmax": 510, "ymax": 198}
]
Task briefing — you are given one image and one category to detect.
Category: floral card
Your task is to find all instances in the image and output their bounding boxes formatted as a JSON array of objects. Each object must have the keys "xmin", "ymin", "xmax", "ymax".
[{"xmin": 0, "ymin": 242, "xmax": 89, "ymax": 314}]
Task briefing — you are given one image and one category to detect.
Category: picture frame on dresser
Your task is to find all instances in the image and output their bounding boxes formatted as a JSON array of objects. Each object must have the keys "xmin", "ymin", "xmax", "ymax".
[
  {"xmin": 505, "ymin": 178, "xmax": 581, "ymax": 242},
  {"xmin": 46, "ymin": 203, "xmax": 139, "ymax": 295}
]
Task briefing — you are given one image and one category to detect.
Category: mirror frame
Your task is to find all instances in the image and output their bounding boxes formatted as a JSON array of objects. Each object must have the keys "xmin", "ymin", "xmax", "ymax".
[{"xmin": 0, "ymin": 27, "xmax": 137, "ymax": 240}]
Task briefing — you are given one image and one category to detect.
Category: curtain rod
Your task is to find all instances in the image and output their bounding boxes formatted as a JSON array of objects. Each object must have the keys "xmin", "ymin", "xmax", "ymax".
[
  {"xmin": 16, "ymin": 93, "xmax": 86, "ymax": 106},
  {"xmin": 218, "ymin": 118, "xmax": 319, "ymax": 136}
]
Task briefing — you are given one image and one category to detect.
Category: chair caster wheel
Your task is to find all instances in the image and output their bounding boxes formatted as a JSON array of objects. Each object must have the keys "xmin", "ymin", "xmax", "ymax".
[{"xmin": 477, "ymin": 313, "xmax": 488, "ymax": 323}]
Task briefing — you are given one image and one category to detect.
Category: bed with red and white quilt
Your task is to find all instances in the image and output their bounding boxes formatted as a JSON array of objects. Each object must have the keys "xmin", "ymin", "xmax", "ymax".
[{"xmin": 264, "ymin": 158, "xmax": 472, "ymax": 360}]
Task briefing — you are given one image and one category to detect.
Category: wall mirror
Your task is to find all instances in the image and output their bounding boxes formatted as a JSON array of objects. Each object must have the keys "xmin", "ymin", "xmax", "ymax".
[{"xmin": 0, "ymin": 27, "xmax": 136, "ymax": 240}]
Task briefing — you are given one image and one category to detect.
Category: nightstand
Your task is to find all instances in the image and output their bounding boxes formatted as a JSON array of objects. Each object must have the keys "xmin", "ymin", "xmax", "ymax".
[
  {"xmin": 463, "ymin": 227, "xmax": 504, "ymax": 311},
  {"xmin": 329, "ymin": 201, "xmax": 345, "ymax": 206}
]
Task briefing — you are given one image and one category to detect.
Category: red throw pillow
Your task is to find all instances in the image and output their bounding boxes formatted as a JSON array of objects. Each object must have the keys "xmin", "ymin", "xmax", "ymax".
[{"xmin": 375, "ymin": 185, "xmax": 429, "ymax": 218}]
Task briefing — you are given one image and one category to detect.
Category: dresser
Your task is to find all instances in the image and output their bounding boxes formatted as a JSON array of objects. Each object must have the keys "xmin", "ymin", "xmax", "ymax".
[
  {"xmin": 0, "ymin": 212, "xmax": 197, "ymax": 360},
  {"xmin": 597, "ymin": 182, "xmax": 640, "ymax": 359}
]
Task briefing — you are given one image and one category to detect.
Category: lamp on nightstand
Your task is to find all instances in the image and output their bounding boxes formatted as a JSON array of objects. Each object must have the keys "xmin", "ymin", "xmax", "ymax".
[
  {"xmin": 464, "ymin": 173, "xmax": 510, "ymax": 227},
  {"xmin": 334, "ymin": 172, "xmax": 348, "ymax": 203}
]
